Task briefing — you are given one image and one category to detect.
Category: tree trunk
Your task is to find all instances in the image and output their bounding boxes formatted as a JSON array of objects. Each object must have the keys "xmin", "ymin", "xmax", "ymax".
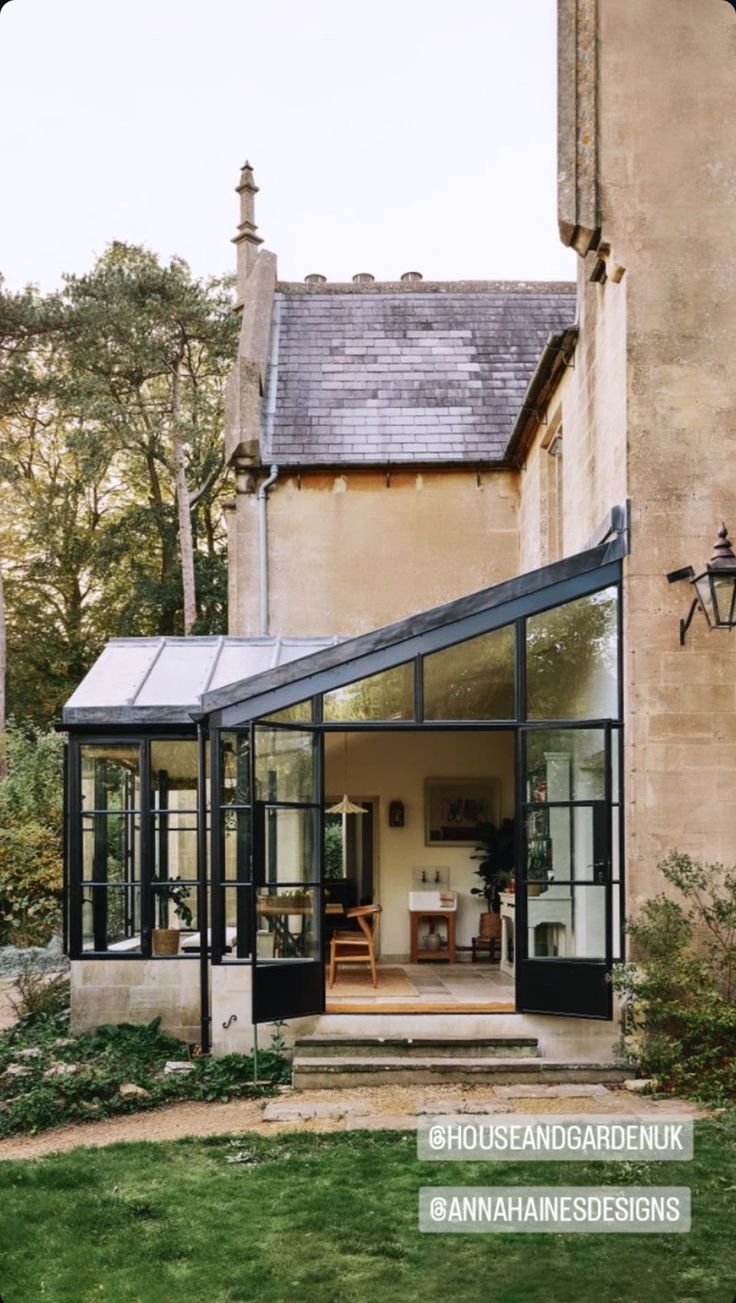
[{"xmin": 171, "ymin": 364, "xmax": 197, "ymax": 635}]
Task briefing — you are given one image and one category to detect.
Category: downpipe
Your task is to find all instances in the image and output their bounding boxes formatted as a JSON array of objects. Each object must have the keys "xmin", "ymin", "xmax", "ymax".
[{"xmin": 257, "ymin": 464, "xmax": 279, "ymax": 635}]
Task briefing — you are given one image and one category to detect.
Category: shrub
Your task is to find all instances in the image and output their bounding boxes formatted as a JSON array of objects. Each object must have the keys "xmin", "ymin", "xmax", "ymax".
[
  {"xmin": 0, "ymin": 1014, "xmax": 288, "ymax": 1138},
  {"xmin": 611, "ymin": 851, "xmax": 736, "ymax": 1102},
  {"xmin": 8, "ymin": 961, "xmax": 70, "ymax": 1023},
  {"xmin": 0, "ymin": 721, "xmax": 64, "ymax": 945}
]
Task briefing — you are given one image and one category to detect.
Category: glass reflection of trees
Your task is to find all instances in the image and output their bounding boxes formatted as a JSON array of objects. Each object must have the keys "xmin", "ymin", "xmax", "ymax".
[{"xmin": 526, "ymin": 588, "xmax": 618, "ymax": 721}]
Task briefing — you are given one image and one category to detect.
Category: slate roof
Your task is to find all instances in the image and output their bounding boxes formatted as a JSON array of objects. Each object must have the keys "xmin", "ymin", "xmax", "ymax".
[{"xmin": 265, "ymin": 282, "xmax": 576, "ymax": 464}]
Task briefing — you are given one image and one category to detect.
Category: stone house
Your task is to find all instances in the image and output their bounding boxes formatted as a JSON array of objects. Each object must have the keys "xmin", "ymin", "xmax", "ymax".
[{"xmin": 61, "ymin": 0, "xmax": 736, "ymax": 1072}]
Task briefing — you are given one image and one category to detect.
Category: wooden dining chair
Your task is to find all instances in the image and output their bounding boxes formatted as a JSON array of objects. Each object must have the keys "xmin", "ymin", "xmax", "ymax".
[{"xmin": 328, "ymin": 904, "xmax": 382, "ymax": 988}]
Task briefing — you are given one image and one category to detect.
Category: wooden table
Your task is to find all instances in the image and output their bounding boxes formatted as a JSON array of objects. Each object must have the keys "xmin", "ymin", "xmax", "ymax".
[{"xmin": 410, "ymin": 909, "xmax": 456, "ymax": 963}]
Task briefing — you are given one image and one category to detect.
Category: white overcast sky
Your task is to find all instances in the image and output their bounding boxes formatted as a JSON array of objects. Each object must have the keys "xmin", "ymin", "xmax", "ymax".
[{"xmin": 0, "ymin": 0, "xmax": 576, "ymax": 291}]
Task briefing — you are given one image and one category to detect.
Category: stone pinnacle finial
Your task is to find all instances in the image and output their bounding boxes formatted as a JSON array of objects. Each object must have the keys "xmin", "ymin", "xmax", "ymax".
[
  {"xmin": 709, "ymin": 523, "xmax": 736, "ymax": 570},
  {"xmin": 233, "ymin": 158, "xmax": 264, "ymax": 292}
]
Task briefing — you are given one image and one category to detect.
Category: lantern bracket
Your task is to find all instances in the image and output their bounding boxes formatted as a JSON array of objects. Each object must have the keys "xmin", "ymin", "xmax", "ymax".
[{"xmin": 679, "ymin": 597, "xmax": 699, "ymax": 646}]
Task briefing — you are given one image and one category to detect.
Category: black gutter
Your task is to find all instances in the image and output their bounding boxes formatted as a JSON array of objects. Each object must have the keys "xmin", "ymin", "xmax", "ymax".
[{"xmin": 504, "ymin": 326, "xmax": 579, "ymax": 467}]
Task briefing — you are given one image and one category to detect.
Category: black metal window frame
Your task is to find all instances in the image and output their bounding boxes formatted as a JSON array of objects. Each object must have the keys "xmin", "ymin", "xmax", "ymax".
[
  {"xmin": 67, "ymin": 548, "xmax": 626, "ymax": 991},
  {"xmin": 209, "ymin": 566, "xmax": 624, "ymax": 972},
  {"xmin": 67, "ymin": 729, "xmax": 206, "ymax": 961}
]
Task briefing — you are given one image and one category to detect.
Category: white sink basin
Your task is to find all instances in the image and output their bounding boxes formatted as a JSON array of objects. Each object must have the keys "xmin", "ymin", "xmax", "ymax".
[{"xmin": 408, "ymin": 890, "xmax": 457, "ymax": 912}]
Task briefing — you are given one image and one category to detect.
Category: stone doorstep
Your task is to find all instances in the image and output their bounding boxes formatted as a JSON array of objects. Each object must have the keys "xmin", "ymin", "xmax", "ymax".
[
  {"xmin": 292, "ymin": 1056, "xmax": 622, "ymax": 1073},
  {"xmin": 291, "ymin": 1059, "xmax": 629, "ymax": 1090},
  {"xmin": 294, "ymin": 1036, "xmax": 540, "ymax": 1060}
]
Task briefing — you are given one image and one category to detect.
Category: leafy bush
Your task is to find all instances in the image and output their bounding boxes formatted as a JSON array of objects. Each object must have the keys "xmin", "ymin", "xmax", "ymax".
[
  {"xmin": 0, "ymin": 720, "xmax": 64, "ymax": 945},
  {"xmin": 611, "ymin": 851, "xmax": 736, "ymax": 1102},
  {"xmin": 0, "ymin": 1010, "xmax": 288, "ymax": 1138}
]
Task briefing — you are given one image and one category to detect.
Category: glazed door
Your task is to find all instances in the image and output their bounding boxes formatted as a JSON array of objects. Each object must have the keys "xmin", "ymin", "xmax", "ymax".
[
  {"xmin": 251, "ymin": 723, "xmax": 325, "ymax": 1024},
  {"xmin": 516, "ymin": 727, "xmax": 619, "ymax": 1019}
]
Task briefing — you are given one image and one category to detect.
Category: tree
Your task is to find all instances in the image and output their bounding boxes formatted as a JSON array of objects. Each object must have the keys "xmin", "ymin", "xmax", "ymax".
[
  {"xmin": 61, "ymin": 244, "xmax": 238, "ymax": 636},
  {"xmin": 0, "ymin": 247, "xmax": 238, "ymax": 723}
]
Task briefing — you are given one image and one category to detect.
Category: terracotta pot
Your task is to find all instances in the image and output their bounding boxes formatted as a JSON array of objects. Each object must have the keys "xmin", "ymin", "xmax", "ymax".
[
  {"xmin": 152, "ymin": 928, "xmax": 180, "ymax": 956},
  {"xmin": 527, "ymin": 883, "xmax": 544, "ymax": 897}
]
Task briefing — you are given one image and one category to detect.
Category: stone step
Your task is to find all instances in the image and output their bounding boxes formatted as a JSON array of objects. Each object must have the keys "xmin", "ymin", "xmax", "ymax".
[
  {"xmin": 292, "ymin": 1056, "xmax": 629, "ymax": 1090},
  {"xmin": 293, "ymin": 1035, "xmax": 540, "ymax": 1060}
]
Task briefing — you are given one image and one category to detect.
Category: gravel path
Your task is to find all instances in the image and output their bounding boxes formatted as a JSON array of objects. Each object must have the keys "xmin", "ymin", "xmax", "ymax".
[{"xmin": 0, "ymin": 1083, "xmax": 705, "ymax": 1161}]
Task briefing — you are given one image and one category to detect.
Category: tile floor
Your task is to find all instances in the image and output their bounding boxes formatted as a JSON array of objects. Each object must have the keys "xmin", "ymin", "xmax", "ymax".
[{"xmin": 326, "ymin": 962, "xmax": 514, "ymax": 1007}]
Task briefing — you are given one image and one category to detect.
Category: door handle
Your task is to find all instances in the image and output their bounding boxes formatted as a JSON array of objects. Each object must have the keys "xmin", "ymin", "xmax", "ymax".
[{"xmin": 588, "ymin": 860, "xmax": 609, "ymax": 884}]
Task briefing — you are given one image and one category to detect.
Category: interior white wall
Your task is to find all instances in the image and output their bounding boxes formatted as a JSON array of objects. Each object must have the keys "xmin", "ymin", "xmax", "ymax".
[{"xmin": 325, "ymin": 730, "xmax": 515, "ymax": 958}]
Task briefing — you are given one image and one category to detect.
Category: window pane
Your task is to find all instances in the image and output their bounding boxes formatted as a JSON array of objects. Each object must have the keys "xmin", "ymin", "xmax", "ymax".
[
  {"xmin": 223, "ymin": 809, "xmax": 252, "ymax": 881},
  {"xmin": 524, "ymin": 804, "xmax": 607, "ymax": 883},
  {"xmin": 82, "ymin": 885, "xmax": 141, "ymax": 952},
  {"xmin": 525, "ymin": 729, "xmax": 607, "ymax": 802},
  {"xmin": 255, "ymin": 728, "xmax": 318, "ymax": 804},
  {"xmin": 612, "ymin": 881, "xmax": 622, "ymax": 960},
  {"xmin": 153, "ymin": 819, "xmax": 198, "ymax": 883},
  {"xmin": 323, "ymin": 663, "xmax": 414, "ymax": 722},
  {"xmin": 423, "ymin": 625, "xmax": 515, "ymax": 720},
  {"xmin": 526, "ymin": 587, "xmax": 618, "ymax": 720},
  {"xmin": 263, "ymin": 807, "xmax": 319, "ymax": 884},
  {"xmin": 527, "ymin": 884, "xmax": 606, "ymax": 959},
  {"xmin": 150, "ymin": 741, "xmax": 198, "ymax": 809},
  {"xmin": 256, "ymin": 886, "xmax": 319, "ymax": 961},
  {"xmin": 81, "ymin": 745, "xmax": 140, "ymax": 811},
  {"xmin": 82, "ymin": 813, "xmax": 140, "ymax": 882},
  {"xmin": 221, "ymin": 732, "xmax": 250, "ymax": 805},
  {"xmin": 263, "ymin": 701, "xmax": 314, "ymax": 723},
  {"xmin": 222, "ymin": 885, "xmax": 252, "ymax": 959}
]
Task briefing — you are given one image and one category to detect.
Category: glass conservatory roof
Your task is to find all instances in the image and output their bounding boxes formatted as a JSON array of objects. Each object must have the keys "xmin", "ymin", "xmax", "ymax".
[{"xmin": 62, "ymin": 636, "xmax": 341, "ymax": 726}]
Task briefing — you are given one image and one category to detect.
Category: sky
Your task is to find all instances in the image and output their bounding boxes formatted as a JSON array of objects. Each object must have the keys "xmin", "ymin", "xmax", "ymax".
[{"xmin": 0, "ymin": 0, "xmax": 576, "ymax": 292}]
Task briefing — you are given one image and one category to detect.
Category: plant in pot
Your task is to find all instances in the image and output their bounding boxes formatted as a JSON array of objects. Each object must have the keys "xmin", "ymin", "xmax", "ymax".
[
  {"xmin": 152, "ymin": 876, "xmax": 194, "ymax": 955},
  {"xmin": 470, "ymin": 818, "xmax": 515, "ymax": 942}
]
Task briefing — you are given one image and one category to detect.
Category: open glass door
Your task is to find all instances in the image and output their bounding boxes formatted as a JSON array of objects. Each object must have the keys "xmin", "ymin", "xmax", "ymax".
[
  {"xmin": 516, "ymin": 727, "xmax": 618, "ymax": 1018},
  {"xmin": 251, "ymin": 723, "xmax": 324, "ymax": 1023}
]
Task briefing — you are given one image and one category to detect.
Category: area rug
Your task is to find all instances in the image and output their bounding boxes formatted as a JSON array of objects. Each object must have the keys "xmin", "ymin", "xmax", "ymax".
[{"xmin": 327, "ymin": 966, "xmax": 419, "ymax": 998}]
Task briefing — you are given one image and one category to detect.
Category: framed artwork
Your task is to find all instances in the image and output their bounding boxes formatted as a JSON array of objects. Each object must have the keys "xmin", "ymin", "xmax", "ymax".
[{"xmin": 424, "ymin": 777, "xmax": 500, "ymax": 846}]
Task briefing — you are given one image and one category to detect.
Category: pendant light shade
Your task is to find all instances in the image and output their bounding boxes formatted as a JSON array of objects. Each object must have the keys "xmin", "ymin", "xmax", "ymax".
[
  {"xmin": 326, "ymin": 794, "xmax": 369, "ymax": 815},
  {"xmin": 326, "ymin": 734, "xmax": 367, "ymax": 815}
]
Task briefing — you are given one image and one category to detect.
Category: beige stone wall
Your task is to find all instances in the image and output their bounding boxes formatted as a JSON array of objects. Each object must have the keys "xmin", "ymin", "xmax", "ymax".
[
  {"xmin": 554, "ymin": 0, "xmax": 736, "ymax": 907},
  {"xmin": 229, "ymin": 468, "xmax": 519, "ymax": 637},
  {"xmin": 71, "ymin": 959, "xmax": 201, "ymax": 1044},
  {"xmin": 518, "ymin": 279, "xmax": 627, "ymax": 574}
]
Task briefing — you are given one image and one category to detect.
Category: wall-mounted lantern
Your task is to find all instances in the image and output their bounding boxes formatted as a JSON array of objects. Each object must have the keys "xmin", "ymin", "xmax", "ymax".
[
  {"xmin": 667, "ymin": 523, "xmax": 736, "ymax": 644},
  {"xmin": 388, "ymin": 800, "xmax": 405, "ymax": 828}
]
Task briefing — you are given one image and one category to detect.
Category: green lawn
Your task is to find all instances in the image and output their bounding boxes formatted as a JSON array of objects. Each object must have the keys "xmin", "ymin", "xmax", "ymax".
[{"xmin": 1, "ymin": 1121, "xmax": 735, "ymax": 1303}]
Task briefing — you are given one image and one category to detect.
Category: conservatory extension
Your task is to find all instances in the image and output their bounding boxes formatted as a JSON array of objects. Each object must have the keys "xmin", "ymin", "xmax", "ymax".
[{"xmin": 63, "ymin": 534, "xmax": 625, "ymax": 1052}]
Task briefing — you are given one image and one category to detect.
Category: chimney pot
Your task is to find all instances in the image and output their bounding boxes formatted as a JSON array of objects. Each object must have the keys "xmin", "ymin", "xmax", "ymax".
[
  {"xmin": 353, "ymin": 272, "xmax": 375, "ymax": 284},
  {"xmin": 400, "ymin": 271, "xmax": 423, "ymax": 282},
  {"xmin": 305, "ymin": 273, "xmax": 327, "ymax": 284}
]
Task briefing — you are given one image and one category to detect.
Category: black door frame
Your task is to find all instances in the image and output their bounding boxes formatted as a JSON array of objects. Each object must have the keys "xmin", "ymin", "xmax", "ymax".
[
  {"xmin": 515, "ymin": 723, "xmax": 619, "ymax": 1019},
  {"xmin": 249, "ymin": 720, "xmax": 326, "ymax": 1024}
]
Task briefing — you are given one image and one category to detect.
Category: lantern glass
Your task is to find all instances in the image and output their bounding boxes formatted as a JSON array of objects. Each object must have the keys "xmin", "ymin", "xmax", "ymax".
[
  {"xmin": 693, "ymin": 571, "xmax": 716, "ymax": 628},
  {"xmin": 712, "ymin": 573, "xmax": 736, "ymax": 627},
  {"xmin": 694, "ymin": 570, "xmax": 736, "ymax": 628}
]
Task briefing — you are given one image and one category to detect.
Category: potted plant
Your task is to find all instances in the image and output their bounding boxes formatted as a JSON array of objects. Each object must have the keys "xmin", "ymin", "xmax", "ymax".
[
  {"xmin": 152, "ymin": 876, "xmax": 194, "ymax": 955},
  {"xmin": 470, "ymin": 818, "xmax": 515, "ymax": 941}
]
